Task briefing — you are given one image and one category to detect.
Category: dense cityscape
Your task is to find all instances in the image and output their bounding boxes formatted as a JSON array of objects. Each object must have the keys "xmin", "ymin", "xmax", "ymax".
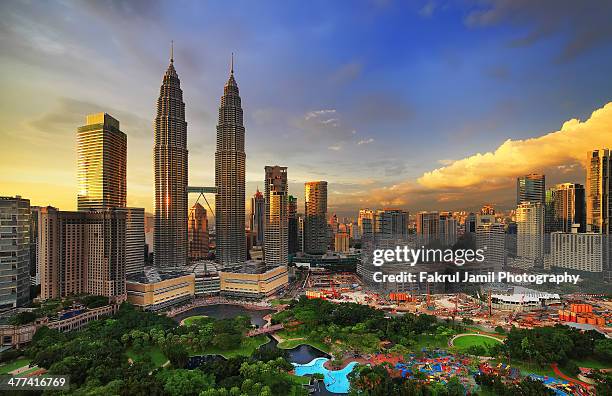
[{"xmin": 1, "ymin": 2, "xmax": 612, "ymax": 396}]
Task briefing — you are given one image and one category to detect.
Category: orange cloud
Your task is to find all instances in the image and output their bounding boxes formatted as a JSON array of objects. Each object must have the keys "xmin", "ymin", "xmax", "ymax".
[{"xmin": 417, "ymin": 102, "xmax": 612, "ymax": 190}]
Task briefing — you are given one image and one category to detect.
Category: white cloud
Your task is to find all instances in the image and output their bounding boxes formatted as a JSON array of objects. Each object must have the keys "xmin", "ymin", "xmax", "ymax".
[
  {"xmin": 305, "ymin": 109, "xmax": 336, "ymax": 120},
  {"xmin": 357, "ymin": 138, "xmax": 374, "ymax": 145},
  {"xmin": 328, "ymin": 145, "xmax": 342, "ymax": 151}
]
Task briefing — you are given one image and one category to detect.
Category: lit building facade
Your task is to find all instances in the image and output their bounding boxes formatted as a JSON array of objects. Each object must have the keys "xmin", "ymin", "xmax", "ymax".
[
  {"xmin": 154, "ymin": 54, "xmax": 188, "ymax": 268},
  {"xmin": 77, "ymin": 113, "xmax": 126, "ymax": 211},
  {"xmin": 215, "ymin": 60, "xmax": 246, "ymax": 269},
  {"xmin": 334, "ymin": 232, "xmax": 350, "ymax": 253},
  {"xmin": 219, "ymin": 265, "xmax": 288, "ymax": 298},
  {"xmin": 358, "ymin": 209, "xmax": 376, "ymax": 239},
  {"xmin": 304, "ymin": 181, "xmax": 328, "ymax": 255},
  {"xmin": 516, "ymin": 201, "xmax": 544, "ymax": 268},
  {"xmin": 0, "ymin": 196, "xmax": 31, "ymax": 309},
  {"xmin": 264, "ymin": 166, "xmax": 288, "ymax": 267},
  {"xmin": 126, "ymin": 268, "xmax": 194, "ymax": 311},
  {"xmin": 121, "ymin": 207, "xmax": 145, "ymax": 275},
  {"xmin": 586, "ymin": 149, "xmax": 610, "ymax": 234},
  {"xmin": 517, "ymin": 173, "xmax": 545, "ymax": 205},
  {"xmin": 551, "ymin": 183, "xmax": 585, "ymax": 233},
  {"xmin": 188, "ymin": 203, "xmax": 209, "ymax": 260},
  {"xmin": 476, "ymin": 222, "xmax": 505, "ymax": 272},
  {"xmin": 375, "ymin": 209, "xmax": 408, "ymax": 237},
  {"xmin": 549, "ymin": 231, "xmax": 602, "ymax": 273},
  {"xmin": 250, "ymin": 189, "xmax": 265, "ymax": 247}
]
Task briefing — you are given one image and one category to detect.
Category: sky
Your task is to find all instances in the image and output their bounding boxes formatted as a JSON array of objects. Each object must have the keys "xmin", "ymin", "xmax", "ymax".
[{"xmin": 1, "ymin": 0, "xmax": 612, "ymax": 218}]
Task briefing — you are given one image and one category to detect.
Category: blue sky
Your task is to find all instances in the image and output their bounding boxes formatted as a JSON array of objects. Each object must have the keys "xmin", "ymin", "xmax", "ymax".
[{"xmin": 1, "ymin": 0, "xmax": 612, "ymax": 217}]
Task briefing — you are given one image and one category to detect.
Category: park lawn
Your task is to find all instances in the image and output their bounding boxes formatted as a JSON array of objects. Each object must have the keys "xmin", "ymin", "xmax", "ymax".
[
  {"xmin": 453, "ymin": 335, "xmax": 502, "ymax": 350},
  {"xmin": 126, "ymin": 345, "xmax": 168, "ymax": 367},
  {"xmin": 277, "ymin": 338, "xmax": 331, "ymax": 353},
  {"xmin": 0, "ymin": 358, "xmax": 31, "ymax": 374},
  {"xmin": 410, "ymin": 334, "xmax": 450, "ymax": 351},
  {"xmin": 290, "ymin": 374, "xmax": 311, "ymax": 385},
  {"xmin": 270, "ymin": 298, "xmax": 293, "ymax": 306},
  {"xmin": 571, "ymin": 357, "xmax": 611, "ymax": 369},
  {"xmin": 182, "ymin": 315, "xmax": 209, "ymax": 326},
  {"xmin": 194, "ymin": 335, "xmax": 270, "ymax": 358},
  {"xmin": 492, "ymin": 358, "xmax": 557, "ymax": 378}
]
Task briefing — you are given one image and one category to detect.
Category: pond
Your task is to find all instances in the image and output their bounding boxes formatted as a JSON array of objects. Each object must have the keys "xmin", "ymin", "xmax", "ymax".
[{"xmin": 293, "ymin": 357, "xmax": 359, "ymax": 394}]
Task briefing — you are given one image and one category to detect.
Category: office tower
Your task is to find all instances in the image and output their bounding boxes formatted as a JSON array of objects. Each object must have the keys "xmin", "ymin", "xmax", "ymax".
[
  {"xmin": 465, "ymin": 213, "xmax": 476, "ymax": 233},
  {"xmin": 0, "ymin": 196, "xmax": 31, "ymax": 309},
  {"xmin": 154, "ymin": 51, "xmax": 188, "ymax": 268},
  {"xmin": 416, "ymin": 211, "xmax": 440, "ymax": 244},
  {"xmin": 188, "ymin": 203, "xmax": 209, "ymax": 260},
  {"xmin": 215, "ymin": 58, "xmax": 246, "ymax": 269},
  {"xmin": 517, "ymin": 173, "xmax": 545, "ymax": 205},
  {"xmin": 30, "ymin": 206, "xmax": 40, "ymax": 285},
  {"xmin": 551, "ymin": 183, "xmax": 585, "ymax": 233},
  {"xmin": 476, "ymin": 223, "xmax": 505, "ymax": 272},
  {"xmin": 586, "ymin": 149, "xmax": 610, "ymax": 234},
  {"xmin": 77, "ymin": 113, "xmax": 127, "ymax": 211},
  {"xmin": 297, "ymin": 214, "xmax": 304, "ymax": 253},
  {"xmin": 121, "ymin": 207, "xmax": 145, "ymax": 274},
  {"xmin": 516, "ymin": 202, "xmax": 544, "ymax": 267},
  {"xmin": 39, "ymin": 207, "xmax": 126, "ymax": 300},
  {"xmin": 549, "ymin": 230, "xmax": 602, "ymax": 272},
  {"xmin": 439, "ymin": 212, "xmax": 458, "ymax": 245},
  {"xmin": 375, "ymin": 209, "xmax": 408, "ymax": 237},
  {"xmin": 358, "ymin": 209, "xmax": 376, "ymax": 238},
  {"xmin": 334, "ymin": 232, "xmax": 350, "ymax": 253},
  {"xmin": 545, "ymin": 188, "xmax": 556, "ymax": 234},
  {"xmin": 288, "ymin": 195, "xmax": 298, "ymax": 254},
  {"xmin": 264, "ymin": 166, "xmax": 288, "ymax": 267},
  {"xmin": 250, "ymin": 189, "xmax": 265, "ymax": 247},
  {"xmin": 304, "ymin": 181, "xmax": 328, "ymax": 255}
]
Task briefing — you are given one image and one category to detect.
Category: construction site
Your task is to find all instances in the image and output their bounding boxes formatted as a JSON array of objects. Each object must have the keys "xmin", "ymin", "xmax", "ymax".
[{"xmin": 299, "ymin": 270, "xmax": 611, "ymax": 335}]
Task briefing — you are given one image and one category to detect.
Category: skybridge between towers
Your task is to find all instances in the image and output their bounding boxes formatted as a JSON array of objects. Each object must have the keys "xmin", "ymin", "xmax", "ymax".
[{"xmin": 187, "ymin": 186, "xmax": 216, "ymax": 220}]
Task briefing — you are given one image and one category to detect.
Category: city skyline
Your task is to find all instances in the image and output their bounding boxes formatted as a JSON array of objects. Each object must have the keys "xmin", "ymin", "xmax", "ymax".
[{"xmin": 2, "ymin": 1, "xmax": 612, "ymax": 217}]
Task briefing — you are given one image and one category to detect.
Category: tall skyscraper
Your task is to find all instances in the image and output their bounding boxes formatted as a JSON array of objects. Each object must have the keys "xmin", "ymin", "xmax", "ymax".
[
  {"xmin": 215, "ymin": 57, "xmax": 246, "ymax": 269},
  {"xmin": 516, "ymin": 201, "xmax": 544, "ymax": 268},
  {"xmin": 77, "ymin": 113, "xmax": 127, "ymax": 211},
  {"xmin": 30, "ymin": 206, "xmax": 41, "ymax": 286},
  {"xmin": 264, "ymin": 166, "xmax": 288, "ymax": 267},
  {"xmin": 250, "ymin": 189, "xmax": 265, "ymax": 247},
  {"xmin": 188, "ymin": 203, "xmax": 209, "ymax": 260},
  {"xmin": 0, "ymin": 196, "xmax": 31, "ymax": 309},
  {"xmin": 288, "ymin": 195, "xmax": 299, "ymax": 254},
  {"xmin": 304, "ymin": 181, "xmax": 328, "ymax": 255},
  {"xmin": 551, "ymin": 183, "xmax": 585, "ymax": 233},
  {"xmin": 517, "ymin": 173, "xmax": 545, "ymax": 205},
  {"xmin": 416, "ymin": 211, "xmax": 440, "ymax": 245},
  {"xmin": 586, "ymin": 149, "xmax": 610, "ymax": 234},
  {"xmin": 154, "ymin": 50, "xmax": 188, "ymax": 268}
]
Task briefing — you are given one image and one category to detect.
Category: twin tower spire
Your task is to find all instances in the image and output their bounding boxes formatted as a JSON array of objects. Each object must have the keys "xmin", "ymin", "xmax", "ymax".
[{"xmin": 154, "ymin": 42, "xmax": 246, "ymax": 269}]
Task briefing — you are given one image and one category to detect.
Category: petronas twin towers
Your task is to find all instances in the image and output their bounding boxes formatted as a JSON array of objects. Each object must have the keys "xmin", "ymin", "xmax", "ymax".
[{"xmin": 154, "ymin": 49, "xmax": 246, "ymax": 269}]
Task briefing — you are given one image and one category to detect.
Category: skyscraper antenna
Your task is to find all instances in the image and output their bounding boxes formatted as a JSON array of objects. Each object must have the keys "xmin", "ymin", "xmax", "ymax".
[
  {"xmin": 231, "ymin": 52, "xmax": 234, "ymax": 74},
  {"xmin": 171, "ymin": 40, "xmax": 174, "ymax": 63}
]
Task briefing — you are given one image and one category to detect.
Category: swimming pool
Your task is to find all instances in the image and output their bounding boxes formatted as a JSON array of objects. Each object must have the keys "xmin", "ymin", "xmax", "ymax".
[{"xmin": 293, "ymin": 357, "xmax": 358, "ymax": 394}]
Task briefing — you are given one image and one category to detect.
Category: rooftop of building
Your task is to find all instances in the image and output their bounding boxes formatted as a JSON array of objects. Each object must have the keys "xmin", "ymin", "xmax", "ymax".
[{"xmin": 126, "ymin": 267, "xmax": 190, "ymax": 284}]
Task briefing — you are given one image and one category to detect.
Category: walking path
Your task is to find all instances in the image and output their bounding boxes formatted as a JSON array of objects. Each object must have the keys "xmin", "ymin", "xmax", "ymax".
[
  {"xmin": 448, "ymin": 333, "xmax": 503, "ymax": 348},
  {"xmin": 550, "ymin": 363, "xmax": 591, "ymax": 388}
]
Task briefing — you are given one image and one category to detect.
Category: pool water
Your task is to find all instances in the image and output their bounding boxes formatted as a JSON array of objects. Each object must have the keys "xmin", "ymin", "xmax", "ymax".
[{"xmin": 293, "ymin": 357, "xmax": 358, "ymax": 394}]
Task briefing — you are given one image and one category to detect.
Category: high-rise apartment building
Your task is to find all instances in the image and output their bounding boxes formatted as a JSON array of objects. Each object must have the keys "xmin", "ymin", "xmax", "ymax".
[
  {"xmin": 439, "ymin": 212, "xmax": 458, "ymax": 246},
  {"xmin": 288, "ymin": 196, "xmax": 299, "ymax": 254},
  {"xmin": 264, "ymin": 166, "xmax": 288, "ymax": 267},
  {"xmin": 304, "ymin": 181, "xmax": 328, "ymax": 255},
  {"xmin": 550, "ymin": 183, "xmax": 585, "ymax": 233},
  {"xmin": 334, "ymin": 232, "xmax": 350, "ymax": 253},
  {"xmin": 121, "ymin": 207, "xmax": 145, "ymax": 275},
  {"xmin": 416, "ymin": 211, "xmax": 440, "ymax": 245},
  {"xmin": 188, "ymin": 203, "xmax": 209, "ymax": 260},
  {"xmin": 250, "ymin": 189, "xmax": 265, "ymax": 247},
  {"xmin": 77, "ymin": 113, "xmax": 127, "ymax": 211},
  {"xmin": 549, "ymin": 230, "xmax": 602, "ymax": 273},
  {"xmin": 0, "ymin": 196, "xmax": 31, "ymax": 309},
  {"xmin": 39, "ymin": 206, "xmax": 126, "ymax": 300},
  {"xmin": 476, "ymin": 222, "xmax": 505, "ymax": 272},
  {"xmin": 358, "ymin": 209, "xmax": 376, "ymax": 239},
  {"xmin": 586, "ymin": 149, "xmax": 610, "ymax": 234},
  {"xmin": 215, "ymin": 59, "xmax": 246, "ymax": 269},
  {"xmin": 516, "ymin": 201, "xmax": 544, "ymax": 267},
  {"xmin": 154, "ymin": 53, "xmax": 188, "ymax": 268},
  {"xmin": 375, "ymin": 209, "xmax": 408, "ymax": 237},
  {"xmin": 517, "ymin": 173, "xmax": 545, "ymax": 205},
  {"xmin": 30, "ymin": 206, "xmax": 40, "ymax": 285}
]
